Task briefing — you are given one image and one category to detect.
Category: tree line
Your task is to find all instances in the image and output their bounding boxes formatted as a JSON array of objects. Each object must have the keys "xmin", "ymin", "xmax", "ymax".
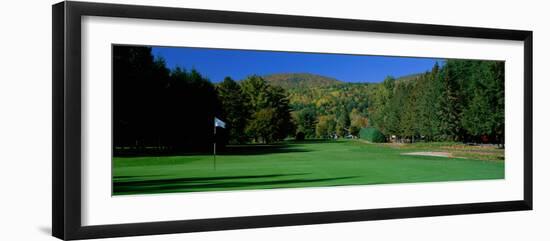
[
  {"xmin": 113, "ymin": 46, "xmax": 295, "ymax": 156},
  {"xmin": 367, "ymin": 60, "xmax": 505, "ymax": 145}
]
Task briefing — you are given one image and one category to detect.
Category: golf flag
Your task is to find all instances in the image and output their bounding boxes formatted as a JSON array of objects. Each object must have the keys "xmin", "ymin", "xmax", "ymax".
[
  {"xmin": 213, "ymin": 117, "xmax": 225, "ymax": 170},
  {"xmin": 214, "ymin": 117, "xmax": 226, "ymax": 129}
]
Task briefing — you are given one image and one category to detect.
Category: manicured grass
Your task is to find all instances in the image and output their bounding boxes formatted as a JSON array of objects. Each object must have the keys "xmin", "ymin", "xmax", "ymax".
[{"xmin": 112, "ymin": 140, "xmax": 504, "ymax": 195}]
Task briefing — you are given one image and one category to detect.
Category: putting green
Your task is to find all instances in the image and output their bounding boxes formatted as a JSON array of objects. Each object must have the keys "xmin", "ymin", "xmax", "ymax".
[{"xmin": 112, "ymin": 140, "xmax": 504, "ymax": 195}]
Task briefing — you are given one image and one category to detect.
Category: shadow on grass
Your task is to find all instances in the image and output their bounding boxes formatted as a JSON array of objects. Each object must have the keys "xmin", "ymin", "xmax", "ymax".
[
  {"xmin": 114, "ymin": 173, "xmax": 308, "ymax": 184},
  {"xmin": 114, "ymin": 142, "xmax": 318, "ymax": 158},
  {"xmin": 220, "ymin": 144, "xmax": 311, "ymax": 156},
  {"xmin": 114, "ymin": 151, "xmax": 211, "ymax": 157},
  {"xmin": 287, "ymin": 139, "xmax": 341, "ymax": 144},
  {"xmin": 115, "ymin": 174, "xmax": 165, "ymax": 179},
  {"xmin": 113, "ymin": 173, "xmax": 357, "ymax": 195}
]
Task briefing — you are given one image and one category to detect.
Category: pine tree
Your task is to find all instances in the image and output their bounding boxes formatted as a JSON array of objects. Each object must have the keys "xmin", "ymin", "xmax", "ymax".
[{"xmin": 217, "ymin": 77, "xmax": 250, "ymax": 143}]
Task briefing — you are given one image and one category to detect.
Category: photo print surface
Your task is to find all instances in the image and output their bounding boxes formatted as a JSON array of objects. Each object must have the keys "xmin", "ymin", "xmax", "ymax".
[{"xmin": 112, "ymin": 45, "xmax": 505, "ymax": 196}]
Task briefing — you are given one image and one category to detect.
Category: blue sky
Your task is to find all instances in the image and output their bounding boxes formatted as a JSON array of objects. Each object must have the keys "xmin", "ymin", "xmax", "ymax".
[{"xmin": 152, "ymin": 46, "xmax": 442, "ymax": 83}]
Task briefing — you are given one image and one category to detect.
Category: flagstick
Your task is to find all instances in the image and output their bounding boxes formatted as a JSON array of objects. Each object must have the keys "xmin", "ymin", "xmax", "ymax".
[{"xmin": 213, "ymin": 123, "xmax": 217, "ymax": 170}]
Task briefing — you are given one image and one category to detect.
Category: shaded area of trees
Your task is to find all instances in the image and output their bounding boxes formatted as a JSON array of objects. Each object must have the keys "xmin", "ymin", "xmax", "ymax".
[
  {"xmin": 113, "ymin": 46, "xmax": 295, "ymax": 156},
  {"xmin": 367, "ymin": 60, "xmax": 505, "ymax": 145},
  {"xmin": 113, "ymin": 46, "xmax": 220, "ymax": 155}
]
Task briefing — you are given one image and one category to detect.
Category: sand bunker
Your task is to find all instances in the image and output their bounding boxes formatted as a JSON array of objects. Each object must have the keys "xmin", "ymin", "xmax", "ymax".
[{"xmin": 401, "ymin": 152, "xmax": 452, "ymax": 158}]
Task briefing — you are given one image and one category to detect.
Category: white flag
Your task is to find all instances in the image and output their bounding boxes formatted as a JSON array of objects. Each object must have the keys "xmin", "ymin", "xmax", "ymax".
[{"xmin": 214, "ymin": 117, "xmax": 226, "ymax": 128}]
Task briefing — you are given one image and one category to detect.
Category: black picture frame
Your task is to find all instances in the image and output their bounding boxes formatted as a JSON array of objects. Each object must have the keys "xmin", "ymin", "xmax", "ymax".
[{"xmin": 52, "ymin": 1, "xmax": 533, "ymax": 240}]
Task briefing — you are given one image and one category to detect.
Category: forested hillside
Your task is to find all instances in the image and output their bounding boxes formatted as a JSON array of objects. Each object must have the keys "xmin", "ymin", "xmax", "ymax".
[
  {"xmin": 276, "ymin": 81, "xmax": 370, "ymax": 139},
  {"xmin": 260, "ymin": 60, "xmax": 504, "ymax": 145},
  {"xmin": 264, "ymin": 73, "xmax": 342, "ymax": 88}
]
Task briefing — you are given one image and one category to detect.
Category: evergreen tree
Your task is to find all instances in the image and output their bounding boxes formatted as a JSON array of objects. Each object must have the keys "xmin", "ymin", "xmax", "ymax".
[
  {"xmin": 217, "ymin": 77, "xmax": 250, "ymax": 143},
  {"xmin": 295, "ymin": 107, "xmax": 317, "ymax": 138},
  {"xmin": 401, "ymin": 82, "xmax": 418, "ymax": 142},
  {"xmin": 436, "ymin": 61, "xmax": 463, "ymax": 141}
]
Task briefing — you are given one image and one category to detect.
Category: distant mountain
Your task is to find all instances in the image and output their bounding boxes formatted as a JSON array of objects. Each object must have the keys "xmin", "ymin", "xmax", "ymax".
[
  {"xmin": 263, "ymin": 73, "xmax": 342, "ymax": 89},
  {"xmin": 263, "ymin": 72, "xmax": 424, "ymax": 89},
  {"xmin": 395, "ymin": 73, "xmax": 423, "ymax": 82}
]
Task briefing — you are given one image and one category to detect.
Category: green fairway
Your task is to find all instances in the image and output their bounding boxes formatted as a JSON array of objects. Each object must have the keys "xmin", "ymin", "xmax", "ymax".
[{"xmin": 112, "ymin": 140, "xmax": 504, "ymax": 195}]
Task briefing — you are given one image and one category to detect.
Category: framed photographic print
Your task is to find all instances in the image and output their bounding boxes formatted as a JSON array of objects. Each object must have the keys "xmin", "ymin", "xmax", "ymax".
[{"xmin": 52, "ymin": 1, "xmax": 533, "ymax": 240}]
